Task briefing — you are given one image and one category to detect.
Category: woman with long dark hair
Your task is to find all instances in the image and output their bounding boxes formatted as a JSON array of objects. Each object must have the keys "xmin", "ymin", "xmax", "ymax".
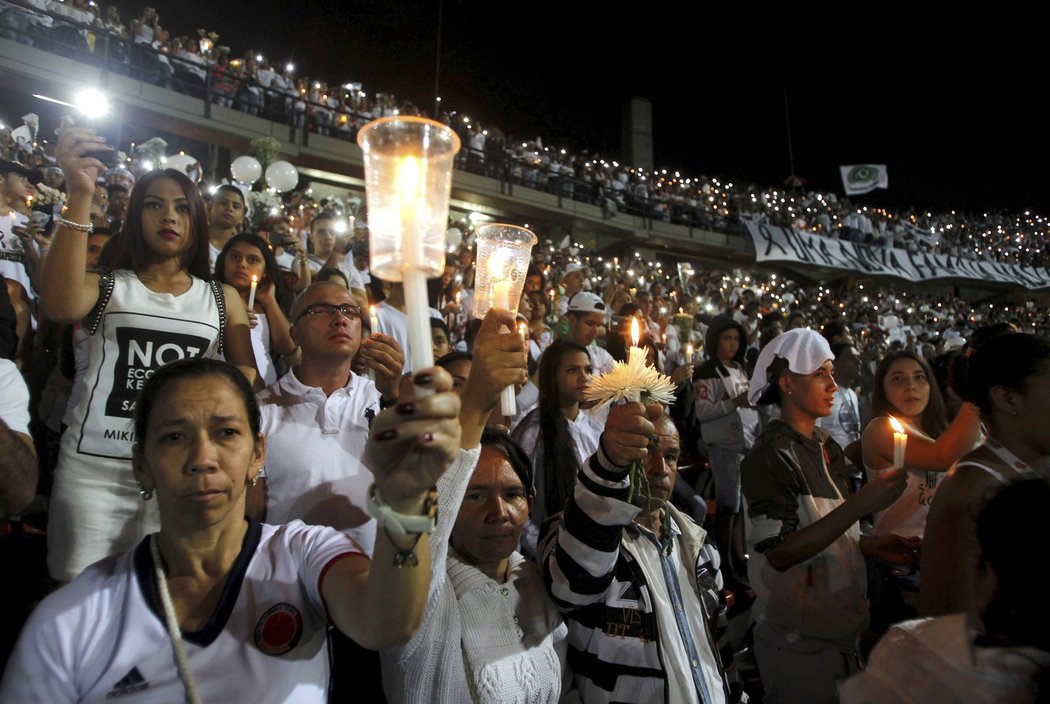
[
  {"xmin": 511, "ymin": 339, "xmax": 602, "ymax": 556},
  {"xmin": 40, "ymin": 127, "xmax": 258, "ymax": 582},
  {"xmin": 861, "ymin": 350, "xmax": 982, "ymax": 538},
  {"xmin": 213, "ymin": 233, "xmax": 295, "ymax": 386}
]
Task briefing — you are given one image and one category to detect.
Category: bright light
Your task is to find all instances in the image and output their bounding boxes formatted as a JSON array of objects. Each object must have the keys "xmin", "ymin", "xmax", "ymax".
[
  {"xmin": 75, "ymin": 89, "xmax": 110, "ymax": 118},
  {"xmin": 285, "ymin": 62, "xmax": 295, "ymax": 73},
  {"xmin": 334, "ymin": 220, "xmax": 348, "ymax": 234}
]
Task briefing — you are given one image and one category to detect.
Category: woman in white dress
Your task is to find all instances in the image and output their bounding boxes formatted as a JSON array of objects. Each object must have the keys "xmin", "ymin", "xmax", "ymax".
[{"xmin": 40, "ymin": 126, "xmax": 259, "ymax": 582}]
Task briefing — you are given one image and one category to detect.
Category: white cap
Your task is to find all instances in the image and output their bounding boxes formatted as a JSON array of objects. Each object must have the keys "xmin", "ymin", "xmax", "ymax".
[
  {"xmin": 563, "ymin": 262, "xmax": 584, "ymax": 276},
  {"xmin": 567, "ymin": 292, "xmax": 606, "ymax": 314},
  {"xmin": 748, "ymin": 328, "xmax": 834, "ymax": 406}
]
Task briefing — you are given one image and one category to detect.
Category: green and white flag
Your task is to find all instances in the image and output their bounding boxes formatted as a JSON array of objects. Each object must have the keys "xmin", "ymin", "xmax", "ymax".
[{"xmin": 839, "ymin": 164, "xmax": 888, "ymax": 195}]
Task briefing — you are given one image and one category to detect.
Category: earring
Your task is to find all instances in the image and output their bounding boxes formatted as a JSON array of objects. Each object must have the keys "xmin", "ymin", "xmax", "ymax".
[
  {"xmin": 248, "ymin": 474, "xmax": 259, "ymax": 488},
  {"xmin": 137, "ymin": 482, "xmax": 153, "ymax": 501},
  {"xmin": 786, "ymin": 389, "xmax": 793, "ymax": 396}
]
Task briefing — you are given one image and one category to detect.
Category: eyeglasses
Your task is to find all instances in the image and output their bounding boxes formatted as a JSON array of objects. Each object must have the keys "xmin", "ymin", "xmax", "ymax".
[{"xmin": 295, "ymin": 303, "xmax": 362, "ymax": 323}]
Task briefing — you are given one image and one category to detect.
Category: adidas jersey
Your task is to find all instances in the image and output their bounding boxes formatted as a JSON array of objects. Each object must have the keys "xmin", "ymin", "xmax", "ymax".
[{"xmin": 0, "ymin": 520, "xmax": 361, "ymax": 704}]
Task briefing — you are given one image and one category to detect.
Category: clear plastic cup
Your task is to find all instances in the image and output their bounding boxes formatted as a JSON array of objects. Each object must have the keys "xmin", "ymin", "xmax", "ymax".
[
  {"xmin": 472, "ymin": 223, "xmax": 538, "ymax": 320},
  {"xmin": 357, "ymin": 116, "xmax": 460, "ymax": 281}
]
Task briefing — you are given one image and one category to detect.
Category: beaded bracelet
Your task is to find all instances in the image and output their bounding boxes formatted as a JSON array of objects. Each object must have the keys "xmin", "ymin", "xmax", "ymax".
[{"xmin": 56, "ymin": 217, "xmax": 93, "ymax": 233}]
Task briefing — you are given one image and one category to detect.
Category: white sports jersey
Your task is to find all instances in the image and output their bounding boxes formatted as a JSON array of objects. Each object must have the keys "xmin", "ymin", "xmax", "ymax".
[{"xmin": 1, "ymin": 521, "xmax": 360, "ymax": 704}]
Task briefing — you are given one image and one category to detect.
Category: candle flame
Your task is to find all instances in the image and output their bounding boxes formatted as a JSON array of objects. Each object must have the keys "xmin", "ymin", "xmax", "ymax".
[
  {"xmin": 370, "ymin": 305, "xmax": 377, "ymax": 316},
  {"xmin": 519, "ymin": 321, "xmax": 528, "ymax": 338},
  {"xmin": 397, "ymin": 155, "xmax": 421, "ymax": 198},
  {"xmin": 631, "ymin": 317, "xmax": 640, "ymax": 347},
  {"xmin": 888, "ymin": 416, "xmax": 905, "ymax": 434},
  {"xmin": 251, "ymin": 275, "xmax": 258, "ymax": 283}
]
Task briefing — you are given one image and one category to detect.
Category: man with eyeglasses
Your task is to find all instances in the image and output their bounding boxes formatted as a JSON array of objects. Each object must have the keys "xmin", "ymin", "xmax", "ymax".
[{"xmin": 249, "ymin": 281, "xmax": 404, "ymax": 554}]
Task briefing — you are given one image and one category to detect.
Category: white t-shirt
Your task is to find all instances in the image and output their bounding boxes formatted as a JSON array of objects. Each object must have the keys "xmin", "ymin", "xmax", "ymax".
[
  {"xmin": 0, "ymin": 358, "xmax": 30, "ymax": 435},
  {"xmin": 258, "ymin": 370, "xmax": 381, "ymax": 555},
  {"xmin": 817, "ymin": 386, "xmax": 861, "ymax": 452},
  {"xmin": 587, "ymin": 342, "xmax": 615, "ymax": 376},
  {"xmin": 0, "ymin": 210, "xmax": 35, "ymax": 300},
  {"xmin": 0, "ymin": 521, "xmax": 360, "ymax": 704}
]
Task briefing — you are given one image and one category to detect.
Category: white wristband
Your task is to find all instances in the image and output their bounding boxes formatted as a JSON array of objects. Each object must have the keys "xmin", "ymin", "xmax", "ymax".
[{"xmin": 365, "ymin": 484, "xmax": 438, "ymax": 536}]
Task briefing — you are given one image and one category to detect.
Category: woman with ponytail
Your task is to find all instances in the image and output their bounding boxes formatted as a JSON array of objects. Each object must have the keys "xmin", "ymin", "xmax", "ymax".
[{"xmin": 511, "ymin": 339, "xmax": 603, "ymax": 557}]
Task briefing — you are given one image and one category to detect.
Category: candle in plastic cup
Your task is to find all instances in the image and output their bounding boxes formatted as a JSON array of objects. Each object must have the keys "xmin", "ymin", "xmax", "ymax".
[
  {"xmin": 472, "ymin": 223, "xmax": 537, "ymax": 416},
  {"xmin": 358, "ymin": 116, "xmax": 459, "ymax": 379}
]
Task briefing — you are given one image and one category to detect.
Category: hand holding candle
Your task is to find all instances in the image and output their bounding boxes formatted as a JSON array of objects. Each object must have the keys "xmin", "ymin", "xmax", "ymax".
[{"xmin": 471, "ymin": 223, "xmax": 538, "ymax": 417}]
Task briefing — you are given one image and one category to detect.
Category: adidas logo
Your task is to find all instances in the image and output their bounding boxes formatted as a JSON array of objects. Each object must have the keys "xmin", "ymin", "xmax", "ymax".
[{"xmin": 106, "ymin": 667, "xmax": 149, "ymax": 699}]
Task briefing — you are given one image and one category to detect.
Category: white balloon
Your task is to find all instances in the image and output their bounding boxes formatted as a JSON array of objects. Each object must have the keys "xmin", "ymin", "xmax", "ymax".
[
  {"xmin": 265, "ymin": 160, "xmax": 299, "ymax": 193},
  {"xmin": 164, "ymin": 154, "xmax": 200, "ymax": 181},
  {"xmin": 446, "ymin": 227, "xmax": 462, "ymax": 247},
  {"xmin": 230, "ymin": 155, "xmax": 262, "ymax": 184}
]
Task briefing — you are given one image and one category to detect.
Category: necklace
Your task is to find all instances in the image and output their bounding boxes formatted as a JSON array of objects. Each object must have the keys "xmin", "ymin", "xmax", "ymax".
[{"xmin": 150, "ymin": 534, "xmax": 203, "ymax": 704}]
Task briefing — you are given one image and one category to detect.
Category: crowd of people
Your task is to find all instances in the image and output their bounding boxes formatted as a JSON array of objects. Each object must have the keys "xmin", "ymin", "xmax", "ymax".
[
  {"xmin": 0, "ymin": 103, "xmax": 1044, "ymax": 702},
  {"xmin": 3, "ymin": 0, "xmax": 1050, "ymax": 268},
  {"xmin": 0, "ymin": 8, "xmax": 1048, "ymax": 701}
]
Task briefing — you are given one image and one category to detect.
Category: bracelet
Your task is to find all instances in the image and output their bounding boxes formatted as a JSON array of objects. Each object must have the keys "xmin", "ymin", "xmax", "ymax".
[
  {"xmin": 365, "ymin": 483, "xmax": 438, "ymax": 536},
  {"xmin": 56, "ymin": 217, "xmax": 93, "ymax": 233}
]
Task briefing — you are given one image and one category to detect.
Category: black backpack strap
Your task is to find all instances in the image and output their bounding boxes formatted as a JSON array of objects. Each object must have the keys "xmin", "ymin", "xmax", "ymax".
[
  {"xmin": 84, "ymin": 268, "xmax": 115, "ymax": 335},
  {"xmin": 208, "ymin": 278, "xmax": 227, "ymax": 356}
]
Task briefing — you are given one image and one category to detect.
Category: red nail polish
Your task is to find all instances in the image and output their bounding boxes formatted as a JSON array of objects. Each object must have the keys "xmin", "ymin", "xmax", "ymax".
[
  {"xmin": 396, "ymin": 403, "xmax": 414, "ymax": 415},
  {"xmin": 422, "ymin": 432, "xmax": 434, "ymax": 443},
  {"xmin": 414, "ymin": 373, "xmax": 433, "ymax": 386},
  {"xmin": 375, "ymin": 429, "xmax": 397, "ymax": 441}
]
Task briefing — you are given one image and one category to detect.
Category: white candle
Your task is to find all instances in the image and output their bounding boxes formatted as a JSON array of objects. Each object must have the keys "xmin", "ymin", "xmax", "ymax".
[
  {"xmin": 889, "ymin": 416, "xmax": 908, "ymax": 470},
  {"xmin": 247, "ymin": 275, "xmax": 258, "ymax": 311},
  {"xmin": 491, "ymin": 280, "xmax": 516, "ymax": 416},
  {"xmin": 370, "ymin": 305, "xmax": 380, "ymax": 336},
  {"xmin": 397, "ymin": 155, "xmax": 435, "ymax": 387}
]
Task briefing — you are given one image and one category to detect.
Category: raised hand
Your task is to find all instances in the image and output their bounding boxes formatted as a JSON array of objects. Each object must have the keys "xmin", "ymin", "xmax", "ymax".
[
  {"xmin": 358, "ymin": 332, "xmax": 405, "ymax": 401},
  {"xmin": 601, "ymin": 402, "xmax": 661, "ymax": 468},
  {"xmin": 364, "ymin": 367, "xmax": 461, "ymax": 512},
  {"xmin": 53, "ymin": 127, "xmax": 112, "ymax": 199}
]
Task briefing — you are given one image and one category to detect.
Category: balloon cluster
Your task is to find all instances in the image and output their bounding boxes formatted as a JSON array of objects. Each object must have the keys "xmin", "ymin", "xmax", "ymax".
[{"xmin": 229, "ymin": 155, "xmax": 299, "ymax": 193}]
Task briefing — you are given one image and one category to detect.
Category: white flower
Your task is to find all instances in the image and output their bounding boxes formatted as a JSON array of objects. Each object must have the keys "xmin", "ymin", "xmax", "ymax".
[{"xmin": 584, "ymin": 346, "xmax": 678, "ymax": 410}]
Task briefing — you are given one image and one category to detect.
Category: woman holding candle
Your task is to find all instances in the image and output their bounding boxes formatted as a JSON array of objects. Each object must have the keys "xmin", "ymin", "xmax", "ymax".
[
  {"xmin": 741, "ymin": 329, "xmax": 913, "ymax": 704},
  {"xmin": 41, "ymin": 127, "xmax": 260, "ymax": 583},
  {"xmin": 861, "ymin": 350, "xmax": 983, "ymax": 539},
  {"xmin": 213, "ymin": 233, "xmax": 296, "ymax": 387},
  {"xmin": 1, "ymin": 357, "xmax": 465, "ymax": 703},
  {"xmin": 919, "ymin": 333, "xmax": 1050, "ymax": 617},
  {"xmin": 511, "ymin": 339, "xmax": 603, "ymax": 557}
]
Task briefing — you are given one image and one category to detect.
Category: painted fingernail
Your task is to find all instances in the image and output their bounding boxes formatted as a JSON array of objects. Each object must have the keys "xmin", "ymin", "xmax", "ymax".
[
  {"xmin": 396, "ymin": 403, "xmax": 414, "ymax": 415},
  {"xmin": 375, "ymin": 429, "xmax": 397, "ymax": 441},
  {"xmin": 422, "ymin": 432, "xmax": 434, "ymax": 443},
  {"xmin": 414, "ymin": 373, "xmax": 433, "ymax": 386}
]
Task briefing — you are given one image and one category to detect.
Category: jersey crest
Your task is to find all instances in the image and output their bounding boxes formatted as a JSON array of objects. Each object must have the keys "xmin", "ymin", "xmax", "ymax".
[{"xmin": 254, "ymin": 603, "xmax": 304, "ymax": 656}]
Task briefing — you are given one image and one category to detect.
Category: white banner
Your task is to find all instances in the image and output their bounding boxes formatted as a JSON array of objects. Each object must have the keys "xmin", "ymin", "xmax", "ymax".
[
  {"xmin": 840, "ymin": 164, "xmax": 888, "ymax": 195},
  {"xmin": 745, "ymin": 221, "xmax": 1050, "ymax": 288}
]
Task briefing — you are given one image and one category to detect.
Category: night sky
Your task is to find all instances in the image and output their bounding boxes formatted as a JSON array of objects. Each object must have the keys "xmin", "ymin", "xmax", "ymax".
[{"xmin": 143, "ymin": 2, "xmax": 1048, "ymax": 212}]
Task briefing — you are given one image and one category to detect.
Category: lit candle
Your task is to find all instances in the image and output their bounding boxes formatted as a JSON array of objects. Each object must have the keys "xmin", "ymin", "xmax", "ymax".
[
  {"xmin": 370, "ymin": 304, "xmax": 380, "ymax": 336},
  {"xmin": 889, "ymin": 416, "xmax": 908, "ymax": 470},
  {"xmin": 396, "ymin": 155, "xmax": 435, "ymax": 382},
  {"xmin": 631, "ymin": 316, "xmax": 640, "ymax": 348},
  {"xmin": 686, "ymin": 343, "xmax": 694, "ymax": 361},
  {"xmin": 490, "ymin": 279, "xmax": 516, "ymax": 416},
  {"xmin": 247, "ymin": 275, "xmax": 258, "ymax": 311}
]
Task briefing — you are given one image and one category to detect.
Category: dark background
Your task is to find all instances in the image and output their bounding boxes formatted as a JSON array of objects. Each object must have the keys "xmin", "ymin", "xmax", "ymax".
[{"xmin": 134, "ymin": 2, "xmax": 1046, "ymax": 212}]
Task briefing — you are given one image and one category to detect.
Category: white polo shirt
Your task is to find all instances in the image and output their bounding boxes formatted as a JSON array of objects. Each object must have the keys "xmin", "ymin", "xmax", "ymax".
[{"xmin": 258, "ymin": 369, "xmax": 381, "ymax": 556}]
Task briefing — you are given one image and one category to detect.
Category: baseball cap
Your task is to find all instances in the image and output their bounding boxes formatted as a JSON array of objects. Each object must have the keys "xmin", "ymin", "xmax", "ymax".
[
  {"xmin": 567, "ymin": 292, "xmax": 606, "ymax": 314},
  {"xmin": 0, "ymin": 160, "xmax": 42, "ymax": 185}
]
